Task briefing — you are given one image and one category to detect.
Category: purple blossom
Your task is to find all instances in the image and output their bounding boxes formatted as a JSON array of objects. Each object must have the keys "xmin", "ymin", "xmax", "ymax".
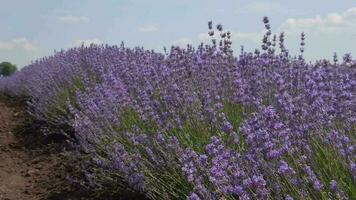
[
  {"xmin": 188, "ymin": 193, "xmax": 201, "ymax": 200},
  {"xmin": 329, "ymin": 180, "xmax": 338, "ymax": 192}
]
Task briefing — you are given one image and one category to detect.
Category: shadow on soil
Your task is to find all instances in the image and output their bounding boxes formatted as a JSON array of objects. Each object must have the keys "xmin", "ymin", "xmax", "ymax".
[{"xmin": 1, "ymin": 94, "xmax": 147, "ymax": 200}]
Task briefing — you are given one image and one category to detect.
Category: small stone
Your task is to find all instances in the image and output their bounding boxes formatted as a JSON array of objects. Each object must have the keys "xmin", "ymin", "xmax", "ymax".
[
  {"xmin": 35, "ymin": 164, "xmax": 43, "ymax": 169},
  {"xmin": 25, "ymin": 169, "xmax": 39, "ymax": 177},
  {"xmin": 31, "ymin": 158, "xmax": 40, "ymax": 164}
]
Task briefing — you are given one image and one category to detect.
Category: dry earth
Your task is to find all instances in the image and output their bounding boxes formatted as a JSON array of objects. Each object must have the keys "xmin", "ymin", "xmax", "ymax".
[
  {"xmin": 0, "ymin": 95, "xmax": 148, "ymax": 200},
  {"xmin": 0, "ymin": 96, "xmax": 70, "ymax": 200}
]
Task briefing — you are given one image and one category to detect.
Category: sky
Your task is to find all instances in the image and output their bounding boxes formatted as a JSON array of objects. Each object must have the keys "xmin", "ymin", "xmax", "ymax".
[{"xmin": 0, "ymin": 0, "xmax": 355, "ymax": 68}]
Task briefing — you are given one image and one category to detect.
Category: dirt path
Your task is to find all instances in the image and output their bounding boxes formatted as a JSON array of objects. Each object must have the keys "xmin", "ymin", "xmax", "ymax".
[{"xmin": 0, "ymin": 97, "xmax": 68, "ymax": 200}]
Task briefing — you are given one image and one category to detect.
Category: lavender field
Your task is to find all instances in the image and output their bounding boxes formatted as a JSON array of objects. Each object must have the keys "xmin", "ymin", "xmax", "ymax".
[{"xmin": 0, "ymin": 17, "xmax": 355, "ymax": 200}]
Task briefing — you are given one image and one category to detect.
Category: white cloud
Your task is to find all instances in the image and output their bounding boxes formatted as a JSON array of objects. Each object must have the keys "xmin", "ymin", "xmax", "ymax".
[
  {"xmin": 69, "ymin": 38, "xmax": 102, "ymax": 47},
  {"xmin": 276, "ymin": 7, "xmax": 356, "ymax": 61},
  {"xmin": 198, "ymin": 33, "xmax": 211, "ymax": 43},
  {"xmin": 59, "ymin": 15, "xmax": 89, "ymax": 23},
  {"xmin": 137, "ymin": 25, "xmax": 159, "ymax": 33},
  {"xmin": 0, "ymin": 38, "xmax": 38, "ymax": 51},
  {"xmin": 231, "ymin": 31, "xmax": 261, "ymax": 43},
  {"xmin": 172, "ymin": 37, "xmax": 192, "ymax": 46},
  {"xmin": 235, "ymin": 2, "xmax": 297, "ymax": 15},
  {"xmin": 343, "ymin": 7, "xmax": 356, "ymax": 19},
  {"xmin": 281, "ymin": 7, "xmax": 356, "ymax": 33}
]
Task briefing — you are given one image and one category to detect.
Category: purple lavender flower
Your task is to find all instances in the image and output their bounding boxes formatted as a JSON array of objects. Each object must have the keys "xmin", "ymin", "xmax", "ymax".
[
  {"xmin": 216, "ymin": 24, "xmax": 223, "ymax": 31},
  {"xmin": 285, "ymin": 195, "xmax": 294, "ymax": 200},
  {"xmin": 188, "ymin": 193, "xmax": 201, "ymax": 200},
  {"xmin": 278, "ymin": 160, "xmax": 290, "ymax": 175},
  {"xmin": 329, "ymin": 180, "xmax": 338, "ymax": 192}
]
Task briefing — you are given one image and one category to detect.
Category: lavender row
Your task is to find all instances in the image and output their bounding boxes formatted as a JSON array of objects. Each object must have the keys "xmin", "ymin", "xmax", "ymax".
[{"xmin": 0, "ymin": 18, "xmax": 355, "ymax": 199}]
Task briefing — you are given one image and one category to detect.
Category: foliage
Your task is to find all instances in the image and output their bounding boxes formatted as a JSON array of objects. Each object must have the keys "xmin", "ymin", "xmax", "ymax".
[{"xmin": 0, "ymin": 61, "xmax": 17, "ymax": 77}]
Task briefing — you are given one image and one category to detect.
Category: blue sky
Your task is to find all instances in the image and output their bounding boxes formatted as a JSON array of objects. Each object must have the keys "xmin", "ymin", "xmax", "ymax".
[{"xmin": 0, "ymin": 0, "xmax": 355, "ymax": 68}]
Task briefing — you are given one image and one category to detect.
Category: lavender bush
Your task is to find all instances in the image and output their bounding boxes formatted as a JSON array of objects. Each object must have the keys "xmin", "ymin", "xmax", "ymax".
[{"xmin": 0, "ymin": 17, "xmax": 355, "ymax": 199}]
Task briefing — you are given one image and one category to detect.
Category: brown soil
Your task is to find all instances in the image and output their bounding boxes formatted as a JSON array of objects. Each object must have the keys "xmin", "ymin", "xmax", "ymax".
[
  {"xmin": 0, "ymin": 95, "xmax": 145, "ymax": 200},
  {"xmin": 0, "ymin": 96, "xmax": 71, "ymax": 200}
]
